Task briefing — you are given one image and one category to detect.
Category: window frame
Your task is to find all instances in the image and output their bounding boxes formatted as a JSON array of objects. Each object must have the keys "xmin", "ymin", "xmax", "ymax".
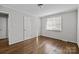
[{"xmin": 46, "ymin": 16, "xmax": 62, "ymax": 31}]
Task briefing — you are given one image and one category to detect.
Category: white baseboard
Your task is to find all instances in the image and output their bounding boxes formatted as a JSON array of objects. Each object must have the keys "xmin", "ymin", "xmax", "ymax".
[{"xmin": 40, "ymin": 35, "xmax": 77, "ymax": 44}]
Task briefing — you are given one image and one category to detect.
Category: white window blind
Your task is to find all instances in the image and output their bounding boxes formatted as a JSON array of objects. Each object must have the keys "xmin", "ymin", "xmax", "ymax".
[{"xmin": 46, "ymin": 16, "xmax": 62, "ymax": 31}]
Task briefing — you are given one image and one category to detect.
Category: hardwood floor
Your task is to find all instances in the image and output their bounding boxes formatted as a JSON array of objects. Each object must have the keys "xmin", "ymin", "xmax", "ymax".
[{"xmin": 0, "ymin": 36, "xmax": 79, "ymax": 54}]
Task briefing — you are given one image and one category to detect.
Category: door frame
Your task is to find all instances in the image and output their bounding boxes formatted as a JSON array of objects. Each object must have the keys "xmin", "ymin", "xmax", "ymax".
[{"xmin": 0, "ymin": 11, "xmax": 9, "ymax": 44}]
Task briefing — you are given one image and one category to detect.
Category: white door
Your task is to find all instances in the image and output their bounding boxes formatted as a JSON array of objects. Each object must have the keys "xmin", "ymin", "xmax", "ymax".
[{"xmin": 24, "ymin": 16, "xmax": 31, "ymax": 40}]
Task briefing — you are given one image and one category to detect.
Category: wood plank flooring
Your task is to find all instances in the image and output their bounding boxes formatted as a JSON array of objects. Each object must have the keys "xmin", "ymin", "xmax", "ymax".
[{"xmin": 0, "ymin": 36, "xmax": 79, "ymax": 54}]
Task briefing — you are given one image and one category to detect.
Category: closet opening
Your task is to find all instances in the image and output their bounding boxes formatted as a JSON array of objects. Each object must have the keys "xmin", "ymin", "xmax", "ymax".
[{"xmin": 0, "ymin": 12, "xmax": 9, "ymax": 48}]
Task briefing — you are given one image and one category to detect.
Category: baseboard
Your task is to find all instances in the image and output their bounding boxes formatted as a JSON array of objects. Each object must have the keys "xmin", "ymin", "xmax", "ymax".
[
  {"xmin": 39, "ymin": 35, "xmax": 77, "ymax": 44},
  {"xmin": 0, "ymin": 38, "xmax": 8, "ymax": 40},
  {"xmin": 9, "ymin": 36, "xmax": 37, "ymax": 45},
  {"xmin": 9, "ymin": 35, "xmax": 78, "ymax": 46}
]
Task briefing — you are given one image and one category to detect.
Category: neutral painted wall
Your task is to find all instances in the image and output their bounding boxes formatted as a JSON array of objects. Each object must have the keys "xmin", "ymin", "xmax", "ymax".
[
  {"xmin": 0, "ymin": 6, "xmax": 24, "ymax": 44},
  {"xmin": 77, "ymin": 8, "xmax": 79, "ymax": 46},
  {"xmin": 8, "ymin": 9, "xmax": 40, "ymax": 44},
  {"xmin": 8, "ymin": 11, "xmax": 24, "ymax": 44},
  {"xmin": 0, "ymin": 5, "xmax": 77, "ymax": 45},
  {"xmin": 0, "ymin": 5, "xmax": 40, "ymax": 45},
  {"xmin": 0, "ymin": 14, "xmax": 8, "ymax": 39},
  {"xmin": 30, "ymin": 17, "xmax": 41, "ymax": 37},
  {"xmin": 24, "ymin": 16, "xmax": 40, "ymax": 40},
  {"xmin": 41, "ymin": 10, "xmax": 77, "ymax": 43}
]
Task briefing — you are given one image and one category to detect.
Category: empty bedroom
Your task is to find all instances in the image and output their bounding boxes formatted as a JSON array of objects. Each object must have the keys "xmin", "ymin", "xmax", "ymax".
[{"xmin": 0, "ymin": 4, "xmax": 79, "ymax": 54}]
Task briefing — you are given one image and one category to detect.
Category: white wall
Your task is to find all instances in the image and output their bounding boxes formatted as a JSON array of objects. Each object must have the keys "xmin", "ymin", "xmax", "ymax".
[
  {"xmin": 41, "ymin": 10, "xmax": 77, "ymax": 43},
  {"xmin": 0, "ymin": 5, "xmax": 78, "ymax": 45},
  {"xmin": 8, "ymin": 10, "xmax": 24, "ymax": 44},
  {"xmin": 24, "ymin": 16, "xmax": 31, "ymax": 40},
  {"xmin": 0, "ymin": 6, "xmax": 27, "ymax": 44},
  {"xmin": 0, "ymin": 14, "xmax": 8, "ymax": 39},
  {"xmin": 0, "ymin": 6, "xmax": 24, "ymax": 44},
  {"xmin": 0, "ymin": 5, "xmax": 40, "ymax": 45},
  {"xmin": 77, "ymin": 8, "xmax": 79, "ymax": 46},
  {"xmin": 30, "ymin": 17, "xmax": 41, "ymax": 37},
  {"xmin": 24, "ymin": 16, "xmax": 40, "ymax": 40}
]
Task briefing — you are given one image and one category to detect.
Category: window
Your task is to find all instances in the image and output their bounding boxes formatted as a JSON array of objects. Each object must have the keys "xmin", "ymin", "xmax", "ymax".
[{"xmin": 46, "ymin": 16, "xmax": 62, "ymax": 31}]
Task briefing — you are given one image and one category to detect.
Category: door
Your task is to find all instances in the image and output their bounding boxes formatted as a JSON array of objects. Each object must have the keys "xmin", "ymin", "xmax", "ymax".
[{"xmin": 24, "ymin": 16, "xmax": 31, "ymax": 40}]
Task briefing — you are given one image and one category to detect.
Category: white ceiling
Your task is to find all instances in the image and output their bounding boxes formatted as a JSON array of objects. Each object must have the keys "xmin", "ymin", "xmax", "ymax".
[{"xmin": 2, "ymin": 4, "xmax": 79, "ymax": 17}]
